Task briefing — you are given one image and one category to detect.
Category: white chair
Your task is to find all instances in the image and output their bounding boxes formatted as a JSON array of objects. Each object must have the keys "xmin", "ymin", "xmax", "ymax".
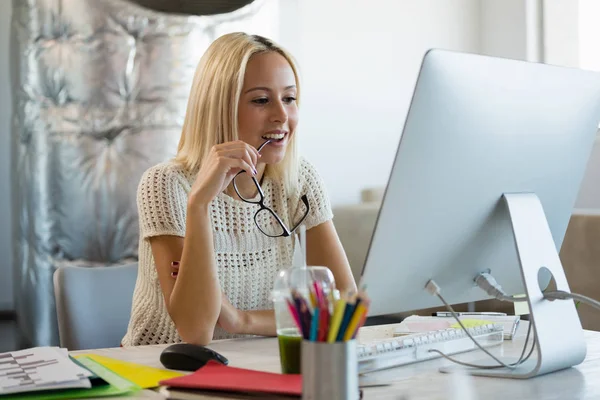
[{"xmin": 53, "ymin": 263, "xmax": 138, "ymax": 350}]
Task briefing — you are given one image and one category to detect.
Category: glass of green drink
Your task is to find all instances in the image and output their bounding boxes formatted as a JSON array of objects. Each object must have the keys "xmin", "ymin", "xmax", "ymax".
[
  {"xmin": 277, "ymin": 328, "xmax": 303, "ymax": 374},
  {"xmin": 271, "ymin": 267, "xmax": 337, "ymax": 374},
  {"xmin": 272, "ymin": 271, "xmax": 304, "ymax": 374}
]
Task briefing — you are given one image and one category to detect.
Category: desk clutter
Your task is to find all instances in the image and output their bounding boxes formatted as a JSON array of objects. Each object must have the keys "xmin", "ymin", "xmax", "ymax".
[
  {"xmin": 271, "ymin": 266, "xmax": 367, "ymax": 400},
  {"xmin": 0, "ymin": 347, "xmax": 93, "ymax": 397},
  {"xmin": 288, "ymin": 284, "xmax": 371, "ymax": 343},
  {"xmin": 0, "ymin": 347, "xmax": 183, "ymax": 399}
]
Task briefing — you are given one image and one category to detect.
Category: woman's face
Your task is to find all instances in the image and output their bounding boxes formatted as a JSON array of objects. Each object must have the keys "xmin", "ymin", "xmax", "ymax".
[{"xmin": 238, "ymin": 51, "xmax": 298, "ymax": 165}]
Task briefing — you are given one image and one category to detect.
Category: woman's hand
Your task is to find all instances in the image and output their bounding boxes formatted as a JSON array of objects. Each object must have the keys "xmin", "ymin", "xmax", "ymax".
[{"xmin": 189, "ymin": 140, "xmax": 260, "ymax": 207}]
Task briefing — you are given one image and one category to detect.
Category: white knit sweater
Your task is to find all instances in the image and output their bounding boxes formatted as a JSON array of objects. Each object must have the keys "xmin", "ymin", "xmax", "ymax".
[{"xmin": 121, "ymin": 157, "xmax": 333, "ymax": 346}]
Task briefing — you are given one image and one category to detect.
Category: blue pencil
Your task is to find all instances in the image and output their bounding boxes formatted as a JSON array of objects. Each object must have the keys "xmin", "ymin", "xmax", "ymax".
[
  {"xmin": 336, "ymin": 300, "xmax": 356, "ymax": 341},
  {"xmin": 310, "ymin": 307, "xmax": 320, "ymax": 341}
]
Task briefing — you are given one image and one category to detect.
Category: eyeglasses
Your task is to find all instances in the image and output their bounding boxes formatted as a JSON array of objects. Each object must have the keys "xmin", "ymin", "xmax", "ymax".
[{"xmin": 232, "ymin": 140, "xmax": 310, "ymax": 238}]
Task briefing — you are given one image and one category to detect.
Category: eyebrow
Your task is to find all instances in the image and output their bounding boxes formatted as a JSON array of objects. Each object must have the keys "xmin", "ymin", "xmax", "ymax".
[{"xmin": 244, "ymin": 85, "xmax": 296, "ymax": 94}]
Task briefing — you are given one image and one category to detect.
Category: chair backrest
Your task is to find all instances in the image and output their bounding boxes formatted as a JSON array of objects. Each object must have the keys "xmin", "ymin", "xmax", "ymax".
[{"xmin": 53, "ymin": 263, "xmax": 138, "ymax": 350}]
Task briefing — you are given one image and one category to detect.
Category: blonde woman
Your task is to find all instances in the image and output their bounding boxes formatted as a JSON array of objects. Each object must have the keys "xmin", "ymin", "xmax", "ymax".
[{"xmin": 122, "ymin": 33, "xmax": 357, "ymax": 346}]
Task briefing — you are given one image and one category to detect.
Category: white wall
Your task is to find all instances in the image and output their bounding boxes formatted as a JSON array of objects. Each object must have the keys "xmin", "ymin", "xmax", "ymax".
[
  {"xmin": 544, "ymin": 0, "xmax": 579, "ymax": 68},
  {"xmin": 542, "ymin": 0, "xmax": 600, "ymax": 211},
  {"xmin": 576, "ymin": 0, "xmax": 600, "ymax": 211},
  {"xmin": 278, "ymin": 0, "xmax": 482, "ymax": 206},
  {"xmin": 0, "ymin": 0, "xmax": 13, "ymax": 311},
  {"xmin": 579, "ymin": 0, "xmax": 600, "ymax": 71},
  {"xmin": 480, "ymin": 0, "xmax": 527, "ymax": 60}
]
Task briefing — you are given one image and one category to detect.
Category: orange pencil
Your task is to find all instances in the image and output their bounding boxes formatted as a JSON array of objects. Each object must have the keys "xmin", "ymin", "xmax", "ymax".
[{"xmin": 351, "ymin": 299, "xmax": 370, "ymax": 339}]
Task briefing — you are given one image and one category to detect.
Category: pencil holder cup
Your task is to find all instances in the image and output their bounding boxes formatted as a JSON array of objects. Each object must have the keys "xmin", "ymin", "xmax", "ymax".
[
  {"xmin": 301, "ymin": 339, "xmax": 359, "ymax": 400},
  {"xmin": 271, "ymin": 266, "xmax": 338, "ymax": 374}
]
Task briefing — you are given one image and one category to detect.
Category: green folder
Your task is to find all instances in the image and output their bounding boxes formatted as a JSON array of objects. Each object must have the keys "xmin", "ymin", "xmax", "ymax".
[{"xmin": 4, "ymin": 356, "xmax": 141, "ymax": 400}]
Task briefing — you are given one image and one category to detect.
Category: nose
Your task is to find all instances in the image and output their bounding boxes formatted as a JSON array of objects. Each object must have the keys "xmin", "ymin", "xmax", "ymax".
[{"xmin": 269, "ymin": 99, "xmax": 288, "ymax": 123}]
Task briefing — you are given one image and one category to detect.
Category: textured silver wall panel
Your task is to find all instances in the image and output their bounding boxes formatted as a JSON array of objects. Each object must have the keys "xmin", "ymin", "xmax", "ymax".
[{"xmin": 11, "ymin": 0, "xmax": 265, "ymax": 346}]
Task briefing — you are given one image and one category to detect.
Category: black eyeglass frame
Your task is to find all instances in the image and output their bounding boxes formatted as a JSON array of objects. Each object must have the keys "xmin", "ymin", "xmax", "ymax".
[{"xmin": 232, "ymin": 140, "xmax": 310, "ymax": 238}]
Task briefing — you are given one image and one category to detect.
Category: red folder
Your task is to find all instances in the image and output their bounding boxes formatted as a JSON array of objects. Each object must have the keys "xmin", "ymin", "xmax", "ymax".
[{"xmin": 159, "ymin": 361, "xmax": 301, "ymax": 397}]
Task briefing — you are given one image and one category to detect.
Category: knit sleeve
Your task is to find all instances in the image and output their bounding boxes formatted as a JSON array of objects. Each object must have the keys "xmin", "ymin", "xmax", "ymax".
[
  {"xmin": 137, "ymin": 164, "xmax": 188, "ymax": 239},
  {"xmin": 296, "ymin": 157, "xmax": 334, "ymax": 231}
]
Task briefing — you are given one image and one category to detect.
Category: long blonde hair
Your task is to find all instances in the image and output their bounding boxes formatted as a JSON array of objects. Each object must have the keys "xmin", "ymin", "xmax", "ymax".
[{"xmin": 175, "ymin": 32, "xmax": 300, "ymax": 197}]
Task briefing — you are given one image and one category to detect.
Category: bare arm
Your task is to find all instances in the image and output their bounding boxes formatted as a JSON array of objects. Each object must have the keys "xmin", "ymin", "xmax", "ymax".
[
  {"xmin": 148, "ymin": 140, "xmax": 260, "ymax": 345},
  {"xmin": 164, "ymin": 238, "xmax": 277, "ymax": 338},
  {"xmin": 150, "ymin": 204, "xmax": 221, "ymax": 345},
  {"xmin": 306, "ymin": 220, "xmax": 358, "ymax": 294},
  {"xmin": 220, "ymin": 296, "xmax": 276, "ymax": 337}
]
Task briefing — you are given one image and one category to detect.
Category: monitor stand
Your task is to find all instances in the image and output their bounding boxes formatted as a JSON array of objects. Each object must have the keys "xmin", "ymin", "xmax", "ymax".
[{"xmin": 440, "ymin": 192, "xmax": 586, "ymax": 379}]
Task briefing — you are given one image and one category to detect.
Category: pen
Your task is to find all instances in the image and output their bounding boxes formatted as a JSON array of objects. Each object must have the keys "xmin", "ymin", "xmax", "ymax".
[{"xmin": 434, "ymin": 312, "xmax": 507, "ymax": 317}]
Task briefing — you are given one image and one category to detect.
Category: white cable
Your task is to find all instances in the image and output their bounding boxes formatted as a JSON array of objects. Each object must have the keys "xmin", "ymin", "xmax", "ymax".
[
  {"xmin": 428, "ymin": 274, "xmax": 600, "ymax": 371},
  {"xmin": 475, "ymin": 272, "xmax": 600, "ymax": 312},
  {"xmin": 426, "ymin": 282, "xmax": 536, "ymax": 370},
  {"xmin": 461, "ymin": 271, "xmax": 600, "ymax": 370},
  {"xmin": 474, "ymin": 272, "xmax": 528, "ymax": 302},
  {"xmin": 425, "ymin": 280, "xmax": 518, "ymax": 369},
  {"xmin": 544, "ymin": 291, "xmax": 600, "ymax": 311},
  {"xmin": 429, "ymin": 318, "xmax": 536, "ymax": 369}
]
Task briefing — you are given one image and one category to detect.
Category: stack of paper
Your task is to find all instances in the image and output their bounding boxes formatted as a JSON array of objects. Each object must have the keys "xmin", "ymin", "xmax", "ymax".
[
  {"xmin": 0, "ymin": 347, "xmax": 92, "ymax": 396},
  {"xmin": 0, "ymin": 347, "xmax": 143, "ymax": 399},
  {"xmin": 395, "ymin": 314, "xmax": 521, "ymax": 340}
]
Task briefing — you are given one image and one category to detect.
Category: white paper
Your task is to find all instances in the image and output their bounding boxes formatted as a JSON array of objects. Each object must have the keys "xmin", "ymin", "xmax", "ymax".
[{"xmin": 0, "ymin": 346, "xmax": 91, "ymax": 395}]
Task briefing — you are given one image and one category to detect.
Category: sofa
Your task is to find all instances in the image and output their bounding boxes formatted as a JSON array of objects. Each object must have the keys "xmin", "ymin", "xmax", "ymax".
[{"xmin": 332, "ymin": 189, "xmax": 600, "ymax": 331}]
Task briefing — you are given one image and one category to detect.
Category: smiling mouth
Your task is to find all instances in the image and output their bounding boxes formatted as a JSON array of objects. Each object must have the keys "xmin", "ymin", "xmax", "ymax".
[{"xmin": 261, "ymin": 132, "xmax": 286, "ymax": 142}]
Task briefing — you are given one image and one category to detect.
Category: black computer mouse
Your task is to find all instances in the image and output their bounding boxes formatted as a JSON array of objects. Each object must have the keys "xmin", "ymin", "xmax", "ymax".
[{"xmin": 160, "ymin": 343, "xmax": 229, "ymax": 371}]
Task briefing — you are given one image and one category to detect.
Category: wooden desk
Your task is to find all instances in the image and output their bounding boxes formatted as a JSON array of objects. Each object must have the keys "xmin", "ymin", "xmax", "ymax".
[{"xmin": 71, "ymin": 322, "xmax": 600, "ymax": 399}]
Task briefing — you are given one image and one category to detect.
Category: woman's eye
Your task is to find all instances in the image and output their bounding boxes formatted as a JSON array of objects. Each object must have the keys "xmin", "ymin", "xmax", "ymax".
[
  {"xmin": 252, "ymin": 98, "xmax": 268, "ymax": 105},
  {"xmin": 283, "ymin": 96, "xmax": 297, "ymax": 104}
]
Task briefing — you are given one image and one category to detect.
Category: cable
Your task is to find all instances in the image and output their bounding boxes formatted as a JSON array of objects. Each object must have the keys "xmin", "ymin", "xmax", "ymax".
[
  {"xmin": 514, "ymin": 320, "xmax": 536, "ymax": 365},
  {"xmin": 475, "ymin": 271, "xmax": 600, "ymax": 312},
  {"xmin": 429, "ymin": 320, "xmax": 536, "ymax": 369},
  {"xmin": 474, "ymin": 272, "xmax": 528, "ymax": 302},
  {"xmin": 459, "ymin": 271, "xmax": 600, "ymax": 371},
  {"xmin": 427, "ymin": 274, "xmax": 600, "ymax": 372},
  {"xmin": 425, "ymin": 280, "xmax": 519, "ymax": 370},
  {"xmin": 543, "ymin": 291, "xmax": 600, "ymax": 311}
]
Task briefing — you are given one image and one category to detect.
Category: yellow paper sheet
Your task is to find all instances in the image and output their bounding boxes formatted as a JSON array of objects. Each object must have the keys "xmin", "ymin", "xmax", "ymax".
[
  {"xmin": 75, "ymin": 354, "xmax": 185, "ymax": 389},
  {"xmin": 450, "ymin": 319, "xmax": 493, "ymax": 329}
]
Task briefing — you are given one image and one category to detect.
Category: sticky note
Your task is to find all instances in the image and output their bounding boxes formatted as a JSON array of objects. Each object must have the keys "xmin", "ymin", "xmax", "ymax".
[{"xmin": 513, "ymin": 294, "xmax": 530, "ymax": 315}]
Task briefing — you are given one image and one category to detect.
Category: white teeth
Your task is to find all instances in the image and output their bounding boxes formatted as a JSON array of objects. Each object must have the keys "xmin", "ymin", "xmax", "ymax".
[{"xmin": 262, "ymin": 133, "xmax": 285, "ymax": 140}]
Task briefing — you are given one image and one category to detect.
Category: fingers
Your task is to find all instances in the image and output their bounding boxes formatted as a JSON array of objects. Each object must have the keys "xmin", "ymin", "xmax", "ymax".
[
  {"xmin": 218, "ymin": 155, "xmax": 256, "ymax": 178},
  {"xmin": 219, "ymin": 148, "xmax": 256, "ymax": 176},
  {"xmin": 170, "ymin": 261, "xmax": 179, "ymax": 278},
  {"xmin": 243, "ymin": 148, "xmax": 258, "ymax": 174},
  {"xmin": 215, "ymin": 141, "xmax": 260, "ymax": 168}
]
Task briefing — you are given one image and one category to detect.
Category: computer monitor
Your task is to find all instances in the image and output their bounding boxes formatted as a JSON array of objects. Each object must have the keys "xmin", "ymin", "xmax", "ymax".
[{"xmin": 358, "ymin": 49, "xmax": 600, "ymax": 378}]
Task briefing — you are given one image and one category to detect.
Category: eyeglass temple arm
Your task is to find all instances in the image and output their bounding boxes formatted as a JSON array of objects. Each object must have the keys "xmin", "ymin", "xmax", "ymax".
[
  {"xmin": 257, "ymin": 139, "xmax": 272, "ymax": 153},
  {"xmin": 289, "ymin": 195, "xmax": 310, "ymax": 234}
]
